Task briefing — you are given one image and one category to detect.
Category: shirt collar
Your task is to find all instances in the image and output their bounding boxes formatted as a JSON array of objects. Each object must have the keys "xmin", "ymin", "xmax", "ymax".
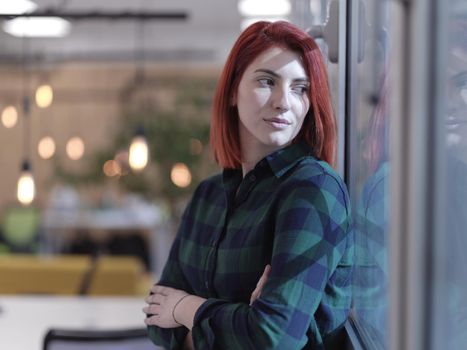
[
  {"xmin": 222, "ymin": 142, "xmax": 313, "ymax": 183},
  {"xmin": 265, "ymin": 142, "xmax": 313, "ymax": 178}
]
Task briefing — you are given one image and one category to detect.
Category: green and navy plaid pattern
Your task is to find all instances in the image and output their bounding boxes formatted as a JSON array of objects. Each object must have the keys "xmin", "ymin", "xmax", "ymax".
[
  {"xmin": 148, "ymin": 142, "xmax": 353, "ymax": 350},
  {"xmin": 353, "ymin": 161, "xmax": 389, "ymax": 343}
]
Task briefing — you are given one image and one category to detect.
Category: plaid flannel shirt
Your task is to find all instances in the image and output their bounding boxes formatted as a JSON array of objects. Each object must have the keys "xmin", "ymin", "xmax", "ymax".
[{"xmin": 148, "ymin": 142, "xmax": 353, "ymax": 349}]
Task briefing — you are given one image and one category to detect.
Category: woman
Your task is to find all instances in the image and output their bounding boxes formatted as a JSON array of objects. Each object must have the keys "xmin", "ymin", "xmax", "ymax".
[{"xmin": 144, "ymin": 21, "xmax": 353, "ymax": 349}]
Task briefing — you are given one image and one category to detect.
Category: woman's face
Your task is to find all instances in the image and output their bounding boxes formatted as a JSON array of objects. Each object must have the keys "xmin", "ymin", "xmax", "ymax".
[{"xmin": 234, "ymin": 46, "xmax": 311, "ymax": 157}]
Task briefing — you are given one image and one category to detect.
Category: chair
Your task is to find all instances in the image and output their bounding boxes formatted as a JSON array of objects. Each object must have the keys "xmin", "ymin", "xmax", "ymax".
[
  {"xmin": 0, "ymin": 205, "xmax": 41, "ymax": 253},
  {"xmin": 42, "ymin": 328, "xmax": 159, "ymax": 350}
]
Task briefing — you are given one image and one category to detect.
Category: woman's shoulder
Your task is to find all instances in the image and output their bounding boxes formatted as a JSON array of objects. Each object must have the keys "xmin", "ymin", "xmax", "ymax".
[
  {"xmin": 192, "ymin": 173, "xmax": 224, "ymax": 198},
  {"xmin": 278, "ymin": 156, "xmax": 352, "ymax": 228},
  {"xmin": 286, "ymin": 156, "xmax": 347, "ymax": 193},
  {"xmin": 278, "ymin": 156, "xmax": 351, "ymax": 214}
]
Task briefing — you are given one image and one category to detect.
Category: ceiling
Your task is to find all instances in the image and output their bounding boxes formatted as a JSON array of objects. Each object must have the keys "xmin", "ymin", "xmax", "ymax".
[{"xmin": 0, "ymin": 0, "xmax": 244, "ymax": 65}]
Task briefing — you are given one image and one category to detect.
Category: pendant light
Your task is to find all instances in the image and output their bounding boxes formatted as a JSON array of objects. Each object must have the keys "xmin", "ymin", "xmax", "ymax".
[
  {"xmin": 1, "ymin": 105, "xmax": 18, "ymax": 128},
  {"xmin": 128, "ymin": 22, "xmax": 149, "ymax": 173},
  {"xmin": 17, "ymin": 35, "xmax": 35, "ymax": 205},
  {"xmin": 35, "ymin": 83, "xmax": 53, "ymax": 108},
  {"xmin": 17, "ymin": 159, "xmax": 35, "ymax": 205},
  {"xmin": 129, "ymin": 126, "xmax": 149, "ymax": 172},
  {"xmin": 17, "ymin": 94, "xmax": 35, "ymax": 205}
]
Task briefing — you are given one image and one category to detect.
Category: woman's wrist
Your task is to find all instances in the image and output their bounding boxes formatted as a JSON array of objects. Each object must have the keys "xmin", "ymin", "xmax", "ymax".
[
  {"xmin": 173, "ymin": 294, "xmax": 206, "ymax": 330},
  {"xmin": 172, "ymin": 294, "xmax": 190, "ymax": 326}
]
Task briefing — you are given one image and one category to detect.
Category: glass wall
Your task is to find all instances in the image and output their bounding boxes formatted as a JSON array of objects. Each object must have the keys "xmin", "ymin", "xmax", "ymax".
[
  {"xmin": 433, "ymin": 0, "xmax": 467, "ymax": 348},
  {"xmin": 347, "ymin": 0, "xmax": 390, "ymax": 348}
]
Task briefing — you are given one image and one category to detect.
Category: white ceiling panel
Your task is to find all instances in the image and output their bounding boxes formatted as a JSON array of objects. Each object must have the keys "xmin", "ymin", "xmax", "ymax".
[{"xmin": 0, "ymin": 0, "xmax": 242, "ymax": 64}]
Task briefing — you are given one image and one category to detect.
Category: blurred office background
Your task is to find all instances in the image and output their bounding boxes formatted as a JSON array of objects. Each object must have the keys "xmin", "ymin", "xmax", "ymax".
[
  {"xmin": 0, "ymin": 0, "xmax": 324, "ymax": 292},
  {"xmin": 0, "ymin": 2, "xmax": 322, "ymax": 349},
  {"xmin": 0, "ymin": 1, "xmax": 466, "ymax": 350}
]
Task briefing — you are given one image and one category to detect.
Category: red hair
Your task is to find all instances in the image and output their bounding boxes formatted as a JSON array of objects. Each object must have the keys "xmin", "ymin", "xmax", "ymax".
[{"xmin": 210, "ymin": 20, "xmax": 336, "ymax": 169}]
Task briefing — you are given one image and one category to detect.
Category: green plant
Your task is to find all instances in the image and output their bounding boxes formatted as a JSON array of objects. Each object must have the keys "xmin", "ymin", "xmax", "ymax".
[{"xmin": 54, "ymin": 75, "xmax": 220, "ymax": 219}]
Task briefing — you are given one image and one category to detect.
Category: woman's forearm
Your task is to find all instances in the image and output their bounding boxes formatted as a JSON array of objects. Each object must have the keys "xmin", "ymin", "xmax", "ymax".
[{"xmin": 174, "ymin": 295, "xmax": 206, "ymax": 330}]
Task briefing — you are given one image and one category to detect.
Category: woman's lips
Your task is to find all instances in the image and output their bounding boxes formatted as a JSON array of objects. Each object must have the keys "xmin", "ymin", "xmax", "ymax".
[
  {"xmin": 263, "ymin": 117, "xmax": 291, "ymax": 129},
  {"xmin": 446, "ymin": 114, "xmax": 467, "ymax": 130}
]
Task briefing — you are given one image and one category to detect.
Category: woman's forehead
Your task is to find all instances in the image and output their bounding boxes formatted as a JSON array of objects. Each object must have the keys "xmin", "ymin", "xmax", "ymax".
[{"xmin": 245, "ymin": 46, "xmax": 307, "ymax": 77}]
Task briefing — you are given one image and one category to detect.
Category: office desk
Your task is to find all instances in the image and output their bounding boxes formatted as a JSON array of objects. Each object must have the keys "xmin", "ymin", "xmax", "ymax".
[
  {"xmin": 42, "ymin": 207, "xmax": 173, "ymax": 278},
  {"xmin": 0, "ymin": 296, "xmax": 161, "ymax": 350}
]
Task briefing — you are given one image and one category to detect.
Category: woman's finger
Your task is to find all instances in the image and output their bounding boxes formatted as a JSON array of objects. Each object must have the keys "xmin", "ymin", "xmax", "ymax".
[
  {"xmin": 257, "ymin": 265, "xmax": 271, "ymax": 290},
  {"xmin": 146, "ymin": 291, "xmax": 168, "ymax": 306},
  {"xmin": 250, "ymin": 265, "xmax": 272, "ymax": 305},
  {"xmin": 144, "ymin": 314, "xmax": 160, "ymax": 326},
  {"xmin": 249, "ymin": 291, "xmax": 258, "ymax": 305},
  {"xmin": 150, "ymin": 285, "xmax": 170, "ymax": 296},
  {"xmin": 145, "ymin": 294, "xmax": 161, "ymax": 305},
  {"xmin": 143, "ymin": 304, "xmax": 160, "ymax": 316}
]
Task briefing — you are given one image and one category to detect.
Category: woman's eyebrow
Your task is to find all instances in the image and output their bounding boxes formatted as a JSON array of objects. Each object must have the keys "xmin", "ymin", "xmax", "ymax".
[
  {"xmin": 254, "ymin": 68, "xmax": 309, "ymax": 83},
  {"xmin": 254, "ymin": 68, "xmax": 281, "ymax": 77}
]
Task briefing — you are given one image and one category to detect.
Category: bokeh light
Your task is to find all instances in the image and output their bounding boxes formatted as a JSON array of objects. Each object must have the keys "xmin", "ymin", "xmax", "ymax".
[
  {"xmin": 171, "ymin": 163, "xmax": 192, "ymax": 188},
  {"xmin": 35, "ymin": 84, "xmax": 53, "ymax": 108},
  {"xmin": 1, "ymin": 106, "xmax": 18, "ymax": 128},
  {"xmin": 190, "ymin": 138, "xmax": 203, "ymax": 155},
  {"xmin": 38, "ymin": 136, "xmax": 56, "ymax": 159},
  {"xmin": 103, "ymin": 160, "xmax": 122, "ymax": 177},
  {"xmin": 66, "ymin": 137, "xmax": 85, "ymax": 160},
  {"xmin": 129, "ymin": 136, "xmax": 149, "ymax": 172}
]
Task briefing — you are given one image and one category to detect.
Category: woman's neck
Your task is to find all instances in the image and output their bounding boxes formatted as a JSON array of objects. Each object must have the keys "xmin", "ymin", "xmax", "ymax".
[
  {"xmin": 241, "ymin": 160, "xmax": 258, "ymax": 178},
  {"xmin": 238, "ymin": 124, "xmax": 292, "ymax": 177},
  {"xmin": 240, "ymin": 140, "xmax": 289, "ymax": 177}
]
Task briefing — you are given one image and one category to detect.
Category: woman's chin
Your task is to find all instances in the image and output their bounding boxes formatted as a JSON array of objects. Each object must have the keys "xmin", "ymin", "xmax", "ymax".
[{"xmin": 261, "ymin": 133, "xmax": 293, "ymax": 147}]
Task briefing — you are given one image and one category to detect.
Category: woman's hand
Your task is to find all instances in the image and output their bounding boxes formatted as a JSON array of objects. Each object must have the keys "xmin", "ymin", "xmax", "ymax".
[
  {"xmin": 144, "ymin": 265, "xmax": 271, "ymax": 329},
  {"xmin": 143, "ymin": 285, "xmax": 190, "ymax": 328},
  {"xmin": 250, "ymin": 264, "xmax": 271, "ymax": 305}
]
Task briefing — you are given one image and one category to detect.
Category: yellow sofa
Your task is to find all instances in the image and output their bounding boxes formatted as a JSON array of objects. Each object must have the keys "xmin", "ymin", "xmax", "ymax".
[{"xmin": 0, "ymin": 255, "xmax": 145, "ymax": 295}]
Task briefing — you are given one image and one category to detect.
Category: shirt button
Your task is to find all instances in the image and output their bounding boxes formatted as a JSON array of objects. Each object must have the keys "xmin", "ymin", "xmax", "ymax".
[
  {"xmin": 205, "ymin": 280, "xmax": 209, "ymax": 289},
  {"xmin": 249, "ymin": 174, "xmax": 256, "ymax": 181}
]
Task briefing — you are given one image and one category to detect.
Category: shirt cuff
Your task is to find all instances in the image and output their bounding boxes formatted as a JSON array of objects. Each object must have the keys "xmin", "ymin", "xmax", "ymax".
[
  {"xmin": 192, "ymin": 298, "xmax": 228, "ymax": 349},
  {"xmin": 193, "ymin": 298, "xmax": 223, "ymax": 324}
]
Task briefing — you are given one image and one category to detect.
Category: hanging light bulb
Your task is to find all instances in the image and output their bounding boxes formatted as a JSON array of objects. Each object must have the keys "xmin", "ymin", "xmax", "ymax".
[
  {"xmin": 35, "ymin": 84, "xmax": 53, "ymax": 108},
  {"xmin": 1, "ymin": 105, "xmax": 18, "ymax": 128},
  {"xmin": 38, "ymin": 136, "xmax": 56, "ymax": 159},
  {"xmin": 66, "ymin": 136, "xmax": 85, "ymax": 160},
  {"xmin": 129, "ymin": 126, "xmax": 149, "ymax": 172},
  {"xmin": 17, "ymin": 160, "xmax": 35, "ymax": 205}
]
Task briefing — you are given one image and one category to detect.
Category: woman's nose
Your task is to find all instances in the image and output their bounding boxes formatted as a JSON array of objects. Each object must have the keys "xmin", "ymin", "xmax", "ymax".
[{"xmin": 272, "ymin": 86, "xmax": 290, "ymax": 113}]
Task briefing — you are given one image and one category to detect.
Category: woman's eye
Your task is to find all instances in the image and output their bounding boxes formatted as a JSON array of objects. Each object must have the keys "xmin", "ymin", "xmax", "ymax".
[
  {"xmin": 258, "ymin": 78, "xmax": 274, "ymax": 87},
  {"xmin": 292, "ymin": 85, "xmax": 309, "ymax": 94}
]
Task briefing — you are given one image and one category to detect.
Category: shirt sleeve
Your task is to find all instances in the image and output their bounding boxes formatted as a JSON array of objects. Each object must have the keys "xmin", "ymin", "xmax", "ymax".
[
  {"xmin": 191, "ymin": 172, "xmax": 352, "ymax": 350},
  {"xmin": 147, "ymin": 201, "xmax": 195, "ymax": 349}
]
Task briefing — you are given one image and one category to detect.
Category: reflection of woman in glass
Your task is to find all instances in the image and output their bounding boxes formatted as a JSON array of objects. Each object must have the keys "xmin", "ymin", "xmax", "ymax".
[
  {"xmin": 354, "ymin": 72, "xmax": 389, "ymax": 344},
  {"xmin": 143, "ymin": 21, "xmax": 353, "ymax": 349},
  {"xmin": 445, "ymin": 17, "xmax": 467, "ymax": 349}
]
